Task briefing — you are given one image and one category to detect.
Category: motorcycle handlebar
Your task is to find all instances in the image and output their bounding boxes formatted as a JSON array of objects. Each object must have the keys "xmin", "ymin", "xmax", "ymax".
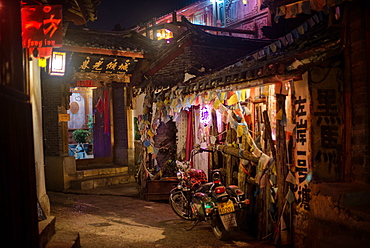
[
  {"xmin": 191, "ymin": 148, "xmax": 213, "ymax": 155},
  {"xmin": 199, "ymin": 148, "xmax": 213, "ymax": 153}
]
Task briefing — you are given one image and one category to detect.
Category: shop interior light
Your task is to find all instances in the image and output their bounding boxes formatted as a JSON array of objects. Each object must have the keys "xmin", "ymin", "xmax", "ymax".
[
  {"xmin": 49, "ymin": 51, "xmax": 66, "ymax": 76},
  {"xmin": 200, "ymin": 105, "xmax": 212, "ymax": 126}
]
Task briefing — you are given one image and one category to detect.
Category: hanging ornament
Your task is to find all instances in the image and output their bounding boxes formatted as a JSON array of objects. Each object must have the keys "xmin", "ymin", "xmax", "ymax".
[{"xmin": 38, "ymin": 58, "xmax": 47, "ymax": 68}]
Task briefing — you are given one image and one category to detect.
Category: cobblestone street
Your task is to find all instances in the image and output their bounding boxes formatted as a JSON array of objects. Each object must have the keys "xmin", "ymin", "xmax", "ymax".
[{"xmin": 49, "ymin": 184, "xmax": 274, "ymax": 248}]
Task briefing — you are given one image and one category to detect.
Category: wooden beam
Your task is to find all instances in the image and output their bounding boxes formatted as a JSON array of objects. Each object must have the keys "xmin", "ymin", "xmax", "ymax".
[
  {"xmin": 145, "ymin": 22, "xmax": 256, "ymax": 35},
  {"xmin": 215, "ymin": 144, "xmax": 259, "ymax": 163},
  {"xmin": 191, "ymin": 23, "xmax": 256, "ymax": 35},
  {"xmin": 60, "ymin": 45, "xmax": 145, "ymax": 59}
]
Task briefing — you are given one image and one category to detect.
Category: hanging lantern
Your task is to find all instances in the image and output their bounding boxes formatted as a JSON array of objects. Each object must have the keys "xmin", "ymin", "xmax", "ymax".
[
  {"xmin": 38, "ymin": 58, "xmax": 47, "ymax": 68},
  {"xmin": 49, "ymin": 51, "xmax": 66, "ymax": 76},
  {"xmin": 30, "ymin": 47, "xmax": 53, "ymax": 59}
]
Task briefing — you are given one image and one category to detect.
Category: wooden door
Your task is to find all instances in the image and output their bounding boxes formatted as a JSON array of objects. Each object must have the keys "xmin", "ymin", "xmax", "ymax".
[{"xmin": 93, "ymin": 87, "xmax": 112, "ymax": 158}]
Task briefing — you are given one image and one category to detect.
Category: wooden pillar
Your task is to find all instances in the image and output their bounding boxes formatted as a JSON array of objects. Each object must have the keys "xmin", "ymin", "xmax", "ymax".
[
  {"xmin": 172, "ymin": 11, "xmax": 177, "ymax": 24},
  {"xmin": 152, "ymin": 17, "xmax": 157, "ymax": 41},
  {"xmin": 276, "ymin": 94, "xmax": 288, "ymax": 244}
]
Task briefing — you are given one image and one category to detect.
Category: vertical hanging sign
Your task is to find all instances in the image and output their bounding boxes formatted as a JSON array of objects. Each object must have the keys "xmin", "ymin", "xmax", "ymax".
[
  {"xmin": 21, "ymin": 5, "xmax": 63, "ymax": 48},
  {"xmin": 294, "ymin": 74, "xmax": 311, "ymax": 211}
]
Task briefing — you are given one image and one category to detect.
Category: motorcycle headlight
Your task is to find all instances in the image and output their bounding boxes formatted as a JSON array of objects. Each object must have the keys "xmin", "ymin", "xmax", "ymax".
[{"xmin": 176, "ymin": 171, "xmax": 183, "ymax": 180}]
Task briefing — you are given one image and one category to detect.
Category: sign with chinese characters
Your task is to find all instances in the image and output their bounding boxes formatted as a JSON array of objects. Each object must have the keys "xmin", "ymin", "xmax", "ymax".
[
  {"xmin": 294, "ymin": 76, "xmax": 311, "ymax": 211},
  {"xmin": 73, "ymin": 54, "xmax": 137, "ymax": 74},
  {"xmin": 21, "ymin": 5, "xmax": 62, "ymax": 48},
  {"xmin": 58, "ymin": 114, "xmax": 70, "ymax": 122},
  {"xmin": 311, "ymin": 67, "xmax": 342, "ymax": 181},
  {"xmin": 200, "ymin": 105, "xmax": 212, "ymax": 126}
]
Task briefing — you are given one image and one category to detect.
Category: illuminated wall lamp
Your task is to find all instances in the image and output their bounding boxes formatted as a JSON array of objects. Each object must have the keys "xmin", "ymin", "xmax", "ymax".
[{"xmin": 49, "ymin": 51, "xmax": 66, "ymax": 76}]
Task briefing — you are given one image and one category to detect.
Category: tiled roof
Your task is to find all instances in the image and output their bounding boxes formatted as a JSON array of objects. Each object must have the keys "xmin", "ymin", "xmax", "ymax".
[
  {"xmin": 182, "ymin": 17, "xmax": 342, "ymax": 93},
  {"xmin": 63, "ymin": 28, "xmax": 156, "ymax": 54}
]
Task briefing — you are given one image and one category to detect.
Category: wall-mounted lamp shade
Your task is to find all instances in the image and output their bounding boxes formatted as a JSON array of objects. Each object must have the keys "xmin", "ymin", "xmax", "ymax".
[{"xmin": 49, "ymin": 51, "xmax": 66, "ymax": 76}]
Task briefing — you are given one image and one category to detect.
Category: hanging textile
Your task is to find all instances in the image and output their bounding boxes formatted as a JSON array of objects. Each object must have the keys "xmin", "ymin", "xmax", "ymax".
[
  {"xmin": 104, "ymin": 89, "xmax": 110, "ymax": 134},
  {"xmin": 185, "ymin": 109, "xmax": 193, "ymax": 161},
  {"xmin": 95, "ymin": 97, "xmax": 104, "ymax": 114}
]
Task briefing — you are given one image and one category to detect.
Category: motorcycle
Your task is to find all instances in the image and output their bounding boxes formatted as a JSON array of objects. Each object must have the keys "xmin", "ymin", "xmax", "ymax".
[
  {"xmin": 169, "ymin": 148, "xmax": 250, "ymax": 240},
  {"xmin": 169, "ymin": 149, "xmax": 208, "ymax": 221}
]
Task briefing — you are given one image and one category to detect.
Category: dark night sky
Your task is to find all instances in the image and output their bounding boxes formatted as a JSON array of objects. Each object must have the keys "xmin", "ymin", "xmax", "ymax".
[{"xmin": 87, "ymin": 0, "xmax": 200, "ymax": 31}]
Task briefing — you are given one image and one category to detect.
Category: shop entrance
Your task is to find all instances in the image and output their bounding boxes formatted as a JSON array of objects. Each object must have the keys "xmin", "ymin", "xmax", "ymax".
[{"xmin": 68, "ymin": 86, "xmax": 112, "ymax": 162}]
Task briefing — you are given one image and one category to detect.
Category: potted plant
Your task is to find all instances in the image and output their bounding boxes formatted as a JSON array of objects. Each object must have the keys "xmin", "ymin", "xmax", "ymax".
[
  {"xmin": 72, "ymin": 129, "xmax": 89, "ymax": 144},
  {"xmin": 72, "ymin": 129, "xmax": 90, "ymax": 159}
]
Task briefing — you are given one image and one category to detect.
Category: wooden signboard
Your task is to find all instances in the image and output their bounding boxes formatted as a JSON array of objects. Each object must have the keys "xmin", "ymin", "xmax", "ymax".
[{"xmin": 58, "ymin": 114, "xmax": 70, "ymax": 122}]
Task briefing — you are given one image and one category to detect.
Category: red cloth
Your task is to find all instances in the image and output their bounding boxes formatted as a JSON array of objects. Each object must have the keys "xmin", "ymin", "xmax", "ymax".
[
  {"xmin": 104, "ymin": 89, "xmax": 109, "ymax": 134},
  {"xmin": 186, "ymin": 109, "xmax": 193, "ymax": 163},
  {"xmin": 95, "ymin": 97, "xmax": 104, "ymax": 114}
]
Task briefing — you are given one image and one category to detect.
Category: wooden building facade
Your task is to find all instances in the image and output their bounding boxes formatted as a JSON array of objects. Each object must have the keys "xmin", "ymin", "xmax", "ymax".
[{"xmin": 133, "ymin": 0, "xmax": 370, "ymax": 246}]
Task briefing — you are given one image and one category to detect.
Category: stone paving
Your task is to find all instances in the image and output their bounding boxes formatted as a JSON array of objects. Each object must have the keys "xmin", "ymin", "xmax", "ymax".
[{"xmin": 48, "ymin": 183, "xmax": 274, "ymax": 248}]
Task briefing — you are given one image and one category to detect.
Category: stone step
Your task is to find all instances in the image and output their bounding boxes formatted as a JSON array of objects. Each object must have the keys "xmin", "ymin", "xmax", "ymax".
[
  {"xmin": 39, "ymin": 216, "xmax": 56, "ymax": 248},
  {"xmin": 76, "ymin": 166, "xmax": 128, "ymax": 179},
  {"xmin": 45, "ymin": 230, "xmax": 80, "ymax": 248},
  {"xmin": 70, "ymin": 173, "xmax": 135, "ymax": 190}
]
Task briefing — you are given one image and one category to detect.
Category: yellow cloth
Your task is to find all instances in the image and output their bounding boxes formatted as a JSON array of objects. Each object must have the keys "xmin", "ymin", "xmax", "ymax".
[
  {"xmin": 147, "ymin": 129, "xmax": 155, "ymax": 138},
  {"xmin": 240, "ymin": 89, "xmax": 246, "ymax": 101},
  {"xmin": 171, "ymin": 99, "xmax": 177, "ymax": 109},
  {"xmin": 227, "ymin": 94, "xmax": 238, "ymax": 105},
  {"xmin": 213, "ymin": 98, "xmax": 221, "ymax": 109},
  {"xmin": 147, "ymin": 145, "xmax": 153, "ymax": 153},
  {"xmin": 237, "ymin": 124, "xmax": 244, "ymax": 137}
]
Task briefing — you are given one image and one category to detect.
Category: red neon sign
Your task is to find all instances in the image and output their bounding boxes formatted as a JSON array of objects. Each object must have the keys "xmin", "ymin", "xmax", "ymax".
[{"xmin": 21, "ymin": 5, "xmax": 62, "ymax": 48}]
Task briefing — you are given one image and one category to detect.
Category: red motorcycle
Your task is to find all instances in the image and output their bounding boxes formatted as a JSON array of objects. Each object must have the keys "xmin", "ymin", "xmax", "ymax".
[{"xmin": 169, "ymin": 148, "xmax": 250, "ymax": 240}]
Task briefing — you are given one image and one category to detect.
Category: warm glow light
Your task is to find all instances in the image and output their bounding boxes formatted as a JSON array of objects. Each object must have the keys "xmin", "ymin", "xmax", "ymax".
[
  {"xmin": 200, "ymin": 105, "xmax": 212, "ymax": 126},
  {"xmin": 156, "ymin": 29, "xmax": 173, "ymax": 40},
  {"xmin": 49, "ymin": 51, "xmax": 66, "ymax": 76}
]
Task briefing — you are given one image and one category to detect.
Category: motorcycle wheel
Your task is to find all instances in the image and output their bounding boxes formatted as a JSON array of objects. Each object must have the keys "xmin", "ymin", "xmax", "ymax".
[
  {"xmin": 212, "ymin": 214, "xmax": 231, "ymax": 241},
  {"xmin": 169, "ymin": 191, "xmax": 195, "ymax": 220}
]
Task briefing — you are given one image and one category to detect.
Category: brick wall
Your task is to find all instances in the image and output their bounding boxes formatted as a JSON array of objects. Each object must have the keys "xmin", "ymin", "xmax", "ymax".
[
  {"xmin": 112, "ymin": 83, "xmax": 128, "ymax": 165},
  {"xmin": 41, "ymin": 73, "xmax": 65, "ymax": 157}
]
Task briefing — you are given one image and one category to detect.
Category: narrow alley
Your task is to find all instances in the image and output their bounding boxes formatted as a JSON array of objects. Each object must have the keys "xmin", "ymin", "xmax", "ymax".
[{"xmin": 48, "ymin": 184, "xmax": 273, "ymax": 248}]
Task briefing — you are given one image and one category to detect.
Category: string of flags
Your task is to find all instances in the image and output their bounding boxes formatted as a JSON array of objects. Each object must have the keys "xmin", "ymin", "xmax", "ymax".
[
  {"xmin": 138, "ymin": 82, "xmax": 313, "ymax": 206},
  {"xmin": 273, "ymin": 0, "xmax": 348, "ymax": 23},
  {"xmin": 251, "ymin": 12, "xmax": 323, "ymax": 62}
]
